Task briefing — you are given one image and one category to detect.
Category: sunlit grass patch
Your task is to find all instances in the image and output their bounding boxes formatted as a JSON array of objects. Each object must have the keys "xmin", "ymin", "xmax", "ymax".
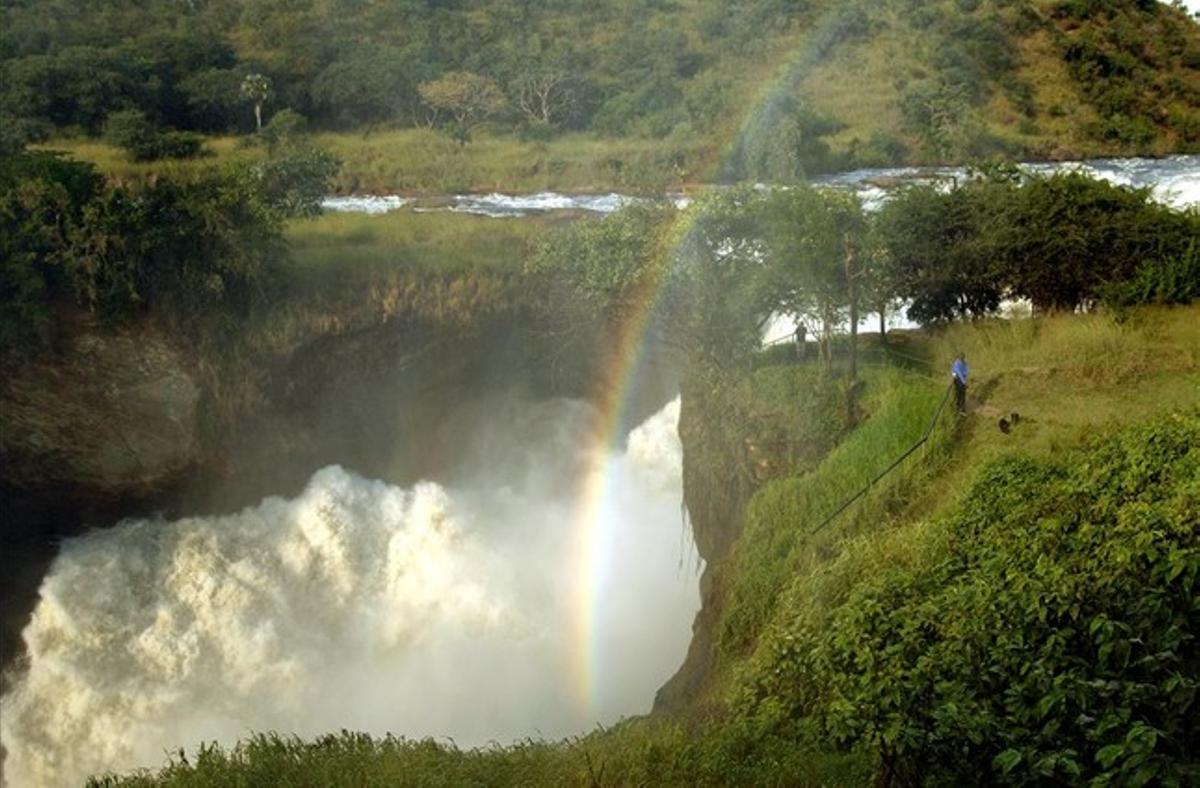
[
  {"xmin": 36, "ymin": 129, "xmax": 718, "ymax": 194},
  {"xmin": 284, "ymin": 209, "xmax": 556, "ymax": 273}
]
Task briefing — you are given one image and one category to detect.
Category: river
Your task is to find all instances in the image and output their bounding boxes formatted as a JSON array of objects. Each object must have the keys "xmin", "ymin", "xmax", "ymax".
[{"xmin": 321, "ymin": 155, "xmax": 1200, "ymax": 216}]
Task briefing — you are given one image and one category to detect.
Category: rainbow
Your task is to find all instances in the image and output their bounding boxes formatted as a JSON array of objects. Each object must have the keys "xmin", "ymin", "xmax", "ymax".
[
  {"xmin": 564, "ymin": 8, "xmax": 851, "ymax": 719},
  {"xmin": 567, "ymin": 240, "xmax": 675, "ymax": 717}
]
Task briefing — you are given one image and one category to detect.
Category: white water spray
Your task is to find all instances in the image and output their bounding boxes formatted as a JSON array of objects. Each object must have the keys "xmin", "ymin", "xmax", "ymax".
[{"xmin": 0, "ymin": 398, "xmax": 698, "ymax": 788}]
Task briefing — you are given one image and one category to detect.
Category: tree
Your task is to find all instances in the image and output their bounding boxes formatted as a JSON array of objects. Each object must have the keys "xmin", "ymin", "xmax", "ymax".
[
  {"xmin": 878, "ymin": 182, "xmax": 1004, "ymax": 325},
  {"xmin": 513, "ymin": 69, "xmax": 573, "ymax": 127},
  {"xmin": 104, "ymin": 110, "xmax": 204, "ymax": 162},
  {"xmin": 418, "ymin": 71, "xmax": 507, "ymax": 136},
  {"xmin": 247, "ymin": 144, "xmax": 340, "ymax": 218},
  {"xmin": 990, "ymin": 173, "xmax": 1198, "ymax": 312},
  {"xmin": 241, "ymin": 73, "xmax": 272, "ymax": 132},
  {"xmin": 312, "ymin": 46, "xmax": 421, "ymax": 128},
  {"xmin": 180, "ymin": 68, "xmax": 246, "ymax": 132},
  {"xmin": 761, "ymin": 187, "xmax": 865, "ymax": 372}
]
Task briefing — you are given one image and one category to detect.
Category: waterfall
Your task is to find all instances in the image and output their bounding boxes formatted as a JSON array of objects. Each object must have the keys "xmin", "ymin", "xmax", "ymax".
[{"xmin": 1, "ymin": 398, "xmax": 697, "ymax": 788}]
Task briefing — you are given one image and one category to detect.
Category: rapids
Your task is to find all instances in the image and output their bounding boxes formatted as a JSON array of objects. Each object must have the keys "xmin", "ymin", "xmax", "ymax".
[{"xmin": 322, "ymin": 154, "xmax": 1200, "ymax": 217}]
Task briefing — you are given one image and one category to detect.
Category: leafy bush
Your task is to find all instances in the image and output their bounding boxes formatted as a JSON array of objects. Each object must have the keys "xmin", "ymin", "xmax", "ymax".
[
  {"xmin": 0, "ymin": 151, "xmax": 103, "ymax": 352},
  {"xmin": 249, "ymin": 145, "xmax": 340, "ymax": 219},
  {"xmin": 258, "ymin": 108, "xmax": 308, "ymax": 152},
  {"xmin": 741, "ymin": 412, "xmax": 1200, "ymax": 785},
  {"xmin": 881, "ymin": 170, "xmax": 1200, "ymax": 322},
  {"xmin": 1099, "ymin": 241, "xmax": 1200, "ymax": 309},
  {"xmin": 0, "ymin": 149, "xmax": 288, "ymax": 354},
  {"xmin": 104, "ymin": 110, "xmax": 205, "ymax": 161}
]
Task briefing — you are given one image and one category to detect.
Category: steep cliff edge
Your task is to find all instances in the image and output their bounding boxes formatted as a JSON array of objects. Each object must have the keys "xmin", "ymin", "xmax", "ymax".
[{"xmin": 654, "ymin": 378, "xmax": 759, "ymax": 713}]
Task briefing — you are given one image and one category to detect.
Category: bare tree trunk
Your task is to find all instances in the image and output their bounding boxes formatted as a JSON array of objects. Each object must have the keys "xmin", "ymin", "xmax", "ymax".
[
  {"xmin": 879, "ymin": 302, "xmax": 887, "ymax": 343},
  {"xmin": 254, "ymin": 102, "xmax": 262, "ymax": 132},
  {"xmin": 846, "ymin": 236, "xmax": 859, "ymax": 382}
]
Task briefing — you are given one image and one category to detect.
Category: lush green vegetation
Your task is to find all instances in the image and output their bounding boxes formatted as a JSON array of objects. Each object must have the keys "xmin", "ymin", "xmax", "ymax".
[
  {"xmin": 0, "ymin": 149, "xmax": 282, "ymax": 352},
  {"xmin": 1052, "ymin": 0, "xmax": 1200, "ymax": 147},
  {"xmin": 0, "ymin": 138, "xmax": 343, "ymax": 356},
  {"xmin": 3, "ymin": 0, "xmax": 1197, "ymax": 192},
  {"xmin": 878, "ymin": 168, "xmax": 1200, "ymax": 322},
  {"xmin": 86, "ymin": 176, "xmax": 1191, "ymax": 785},
  {"xmin": 739, "ymin": 409, "xmax": 1199, "ymax": 786}
]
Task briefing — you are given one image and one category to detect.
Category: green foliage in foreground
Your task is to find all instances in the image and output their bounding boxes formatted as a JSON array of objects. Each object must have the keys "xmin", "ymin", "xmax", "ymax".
[
  {"xmin": 740, "ymin": 411, "xmax": 1200, "ymax": 786},
  {"xmin": 90, "ymin": 719, "xmax": 871, "ymax": 788}
]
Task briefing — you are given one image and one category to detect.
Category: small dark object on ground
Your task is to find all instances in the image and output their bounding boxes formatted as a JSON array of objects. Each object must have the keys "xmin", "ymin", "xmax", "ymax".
[
  {"xmin": 1010, "ymin": 412, "xmax": 1021, "ymax": 425},
  {"xmin": 999, "ymin": 417, "xmax": 1011, "ymax": 434}
]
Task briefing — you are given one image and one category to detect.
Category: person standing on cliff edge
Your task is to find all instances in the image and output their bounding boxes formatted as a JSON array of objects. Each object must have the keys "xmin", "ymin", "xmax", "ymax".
[{"xmin": 952, "ymin": 352, "xmax": 969, "ymax": 415}]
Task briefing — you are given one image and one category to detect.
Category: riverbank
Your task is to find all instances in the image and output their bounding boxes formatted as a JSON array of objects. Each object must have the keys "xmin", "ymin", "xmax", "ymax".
[{"xmin": 37, "ymin": 126, "xmax": 1200, "ymax": 199}]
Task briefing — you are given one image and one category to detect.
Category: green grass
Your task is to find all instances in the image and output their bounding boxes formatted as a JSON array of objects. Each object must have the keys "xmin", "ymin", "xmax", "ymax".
[
  {"xmin": 32, "ymin": 135, "xmax": 262, "ymax": 181},
  {"xmin": 717, "ymin": 365, "xmax": 957, "ymax": 660},
  {"xmin": 37, "ymin": 129, "xmax": 719, "ymax": 195},
  {"xmin": 314, "ymin": 128, "xmax": 717, "ymax": 194},
  {"xmin": 284, "ymin": 209, "xmax": 553, "ymax": 273},
  {"xmin": 90, "ymin": 721, "xmax": 872, "ymax": 788}
]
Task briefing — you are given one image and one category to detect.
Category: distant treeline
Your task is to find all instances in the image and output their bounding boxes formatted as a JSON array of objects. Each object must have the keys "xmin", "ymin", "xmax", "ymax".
[
  {"xmin": 2, "ymin": 0, "xmax": 1197, "ymax": 169},
  {"xmin": 0, "ymin": 0, "xmax": 811, "ymax": 140}
]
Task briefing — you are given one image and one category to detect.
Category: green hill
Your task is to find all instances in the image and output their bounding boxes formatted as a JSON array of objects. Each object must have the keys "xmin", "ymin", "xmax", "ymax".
[{"xmin": 4, "ymin": 0, "xmax": 1198, "ymax": 190}]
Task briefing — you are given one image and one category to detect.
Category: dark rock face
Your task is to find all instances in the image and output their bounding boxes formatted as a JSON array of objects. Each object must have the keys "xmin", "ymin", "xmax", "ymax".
[
  {"xmin": 1, "ymin": 323, "xmax": 200, "ymax": 508},
  {"xmin": 654, "ymin": 380, "xmax": 755, "ymax": 713}
]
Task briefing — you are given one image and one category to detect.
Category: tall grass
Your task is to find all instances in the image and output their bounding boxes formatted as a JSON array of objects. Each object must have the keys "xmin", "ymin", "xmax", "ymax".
[
  {"xmin": 315, "ymin": 128, "xmax": 717, "ymax": 194},
  {"xmin": 37, "ymin": 130, "xmax": 718, "ymax": 194},
  {"xmin": 284, "ymin": 209, "xmax": 551, "ymax": 274},
  {"xmin": 33, "ymin": 136, "xmax": 260, "ymax": 182},
  {"xmin": 933, "ymin": 307, "xmax": 1200, "ymax": 387},
  {"xmin": 90, "ymin": 721, "xmax": 872, "ymax": 787},
  {"xmin": 717, "ymin": 367, "xmax": 957, "ymax": 659}
]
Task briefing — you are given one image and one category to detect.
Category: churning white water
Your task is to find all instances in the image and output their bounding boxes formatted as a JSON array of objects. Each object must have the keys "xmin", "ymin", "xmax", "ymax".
[{"xmin": 0, "ymin": 398, "xmax": 697, "ymax": 788}]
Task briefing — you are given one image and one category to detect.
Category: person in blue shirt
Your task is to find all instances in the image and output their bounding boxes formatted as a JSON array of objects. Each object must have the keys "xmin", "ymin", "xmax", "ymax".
[{"xmin": 951, "ymin": 353, "xmax": 969, "ymax": 415}]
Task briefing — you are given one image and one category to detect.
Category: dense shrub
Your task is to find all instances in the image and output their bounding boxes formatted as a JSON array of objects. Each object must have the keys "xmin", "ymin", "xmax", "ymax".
[
  {"xmin": 1099, "ymin": 241, "xmax": 1200, "ymax": 309},
  {"xmin": 881, "ymin": 171, "xmax": 1200, "ymax": 322},
  {"xmin": 0, "ymin": 152, "xmax": 103, "ymax": 351},
  {"xmin": 104, "ymin": 110, "xmax": 205, "ymax": 161},
  {"xmin": 742, "ymin": 412, "xmax": 1200, "ymax": 785},
  {"xmin": 0, "ymin": 148, "xmax": 317, "ymax": 354}
]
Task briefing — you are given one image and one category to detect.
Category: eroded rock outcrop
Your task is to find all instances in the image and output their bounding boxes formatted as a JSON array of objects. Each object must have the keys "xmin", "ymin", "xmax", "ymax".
[{"xmin": 1, "ymin": 320, "xmax": 200, "ymax": 507}]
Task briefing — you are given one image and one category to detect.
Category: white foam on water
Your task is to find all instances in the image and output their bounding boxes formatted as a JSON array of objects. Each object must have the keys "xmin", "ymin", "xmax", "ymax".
[
  {"xmin": 448, "ymin": 192, "xmax": 633, "ymax": 218},
  {"xmin": 816, "ymin": 155, "xmax": 1200, "ymax": 212},
  {"xmin": 0, "ymin": 399, "xmax": 697, "ymax": 788},
  {"xmin": 320, "ymin": 195, "xmax": 408, "ymax": 214}
]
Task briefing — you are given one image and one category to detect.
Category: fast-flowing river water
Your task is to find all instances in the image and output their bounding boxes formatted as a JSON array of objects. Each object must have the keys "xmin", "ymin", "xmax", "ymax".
[
  {"xmin": 0, "ymin": 399, "xmax": 698, "ymax": 787},
  {"xmin": 322, "ymin": 154, "xmax": 1200, "ymax": 216}
]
